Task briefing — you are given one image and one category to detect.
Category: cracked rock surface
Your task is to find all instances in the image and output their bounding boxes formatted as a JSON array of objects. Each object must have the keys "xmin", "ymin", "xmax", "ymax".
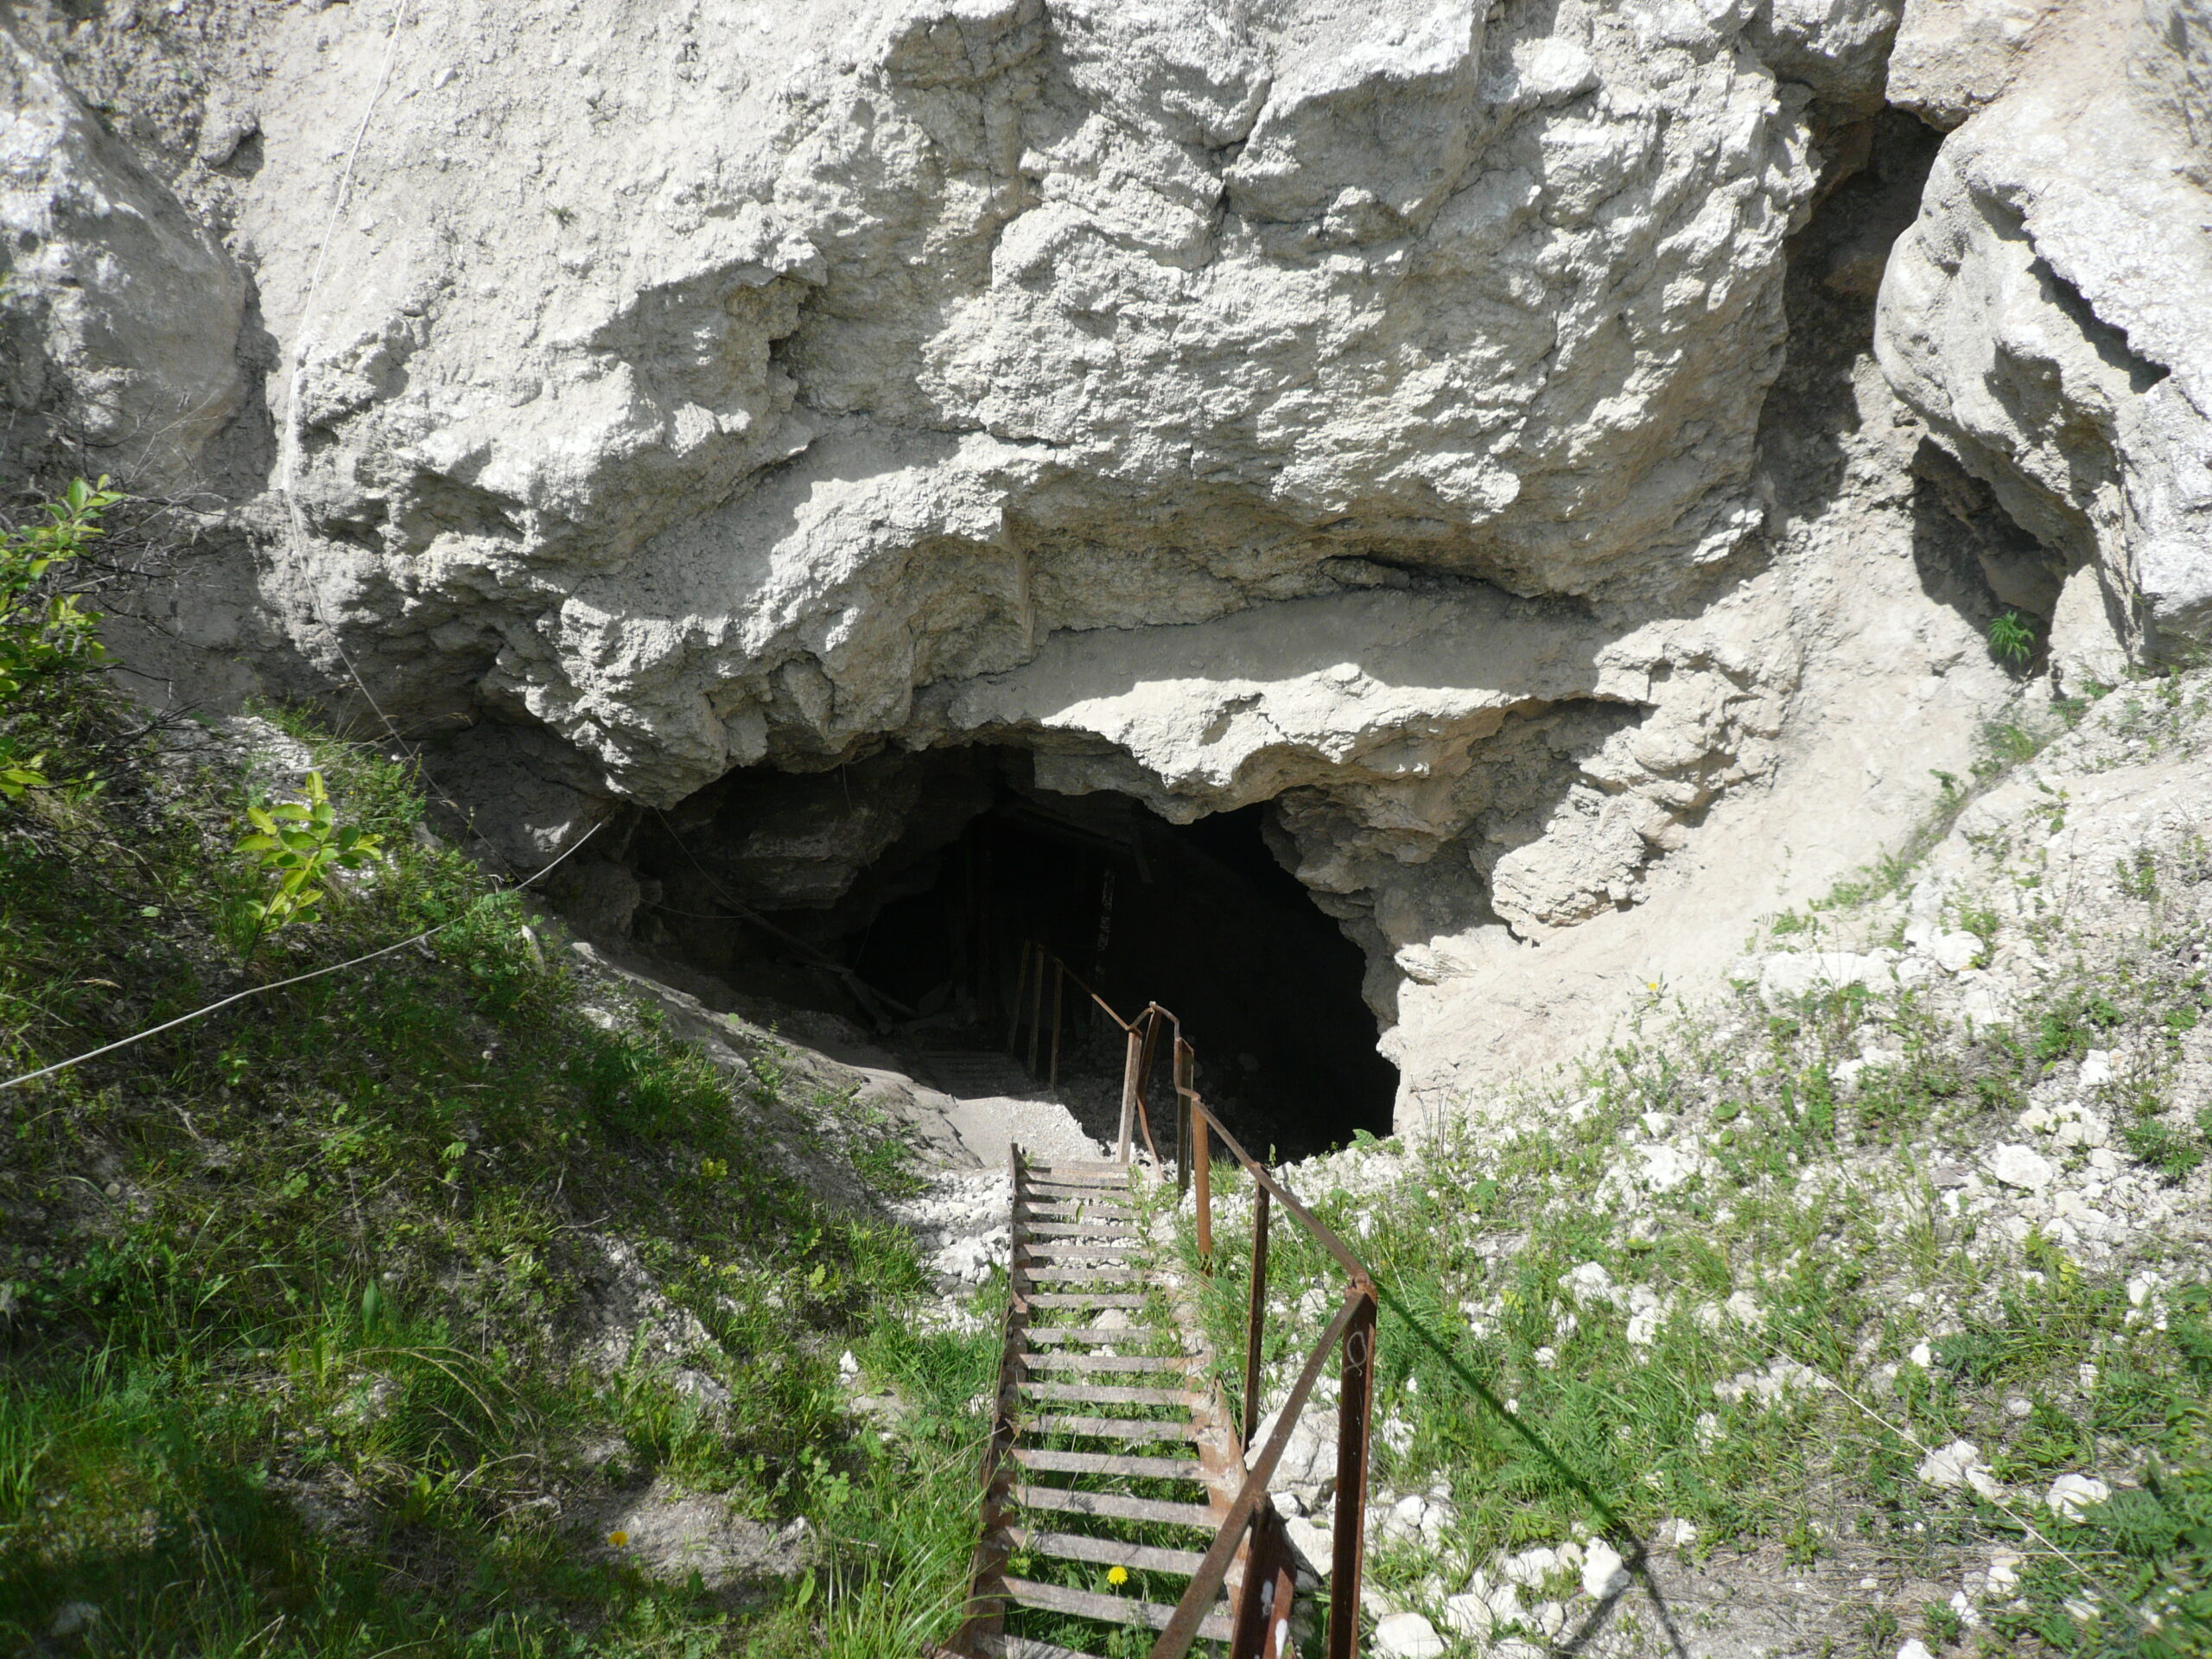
[{"xmin": 6, "ymin": 0, "xmax": 2209, "ymax": 1117}]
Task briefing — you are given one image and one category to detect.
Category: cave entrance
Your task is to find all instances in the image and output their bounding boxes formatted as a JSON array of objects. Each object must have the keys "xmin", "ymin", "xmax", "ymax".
[{"xmin": 630, "ymin": 750, "xmax": 1397, "ymax": 1160}]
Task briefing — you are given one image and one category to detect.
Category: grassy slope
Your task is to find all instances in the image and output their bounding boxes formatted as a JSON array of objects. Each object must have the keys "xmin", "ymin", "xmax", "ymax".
[
  {"xmin": 1181, "ymin": 683, "xmax": 2212, "ymax": 1658},
  {"xmin": 0, "ymin": 688, "xmax": 997, "ymax": 1656}
]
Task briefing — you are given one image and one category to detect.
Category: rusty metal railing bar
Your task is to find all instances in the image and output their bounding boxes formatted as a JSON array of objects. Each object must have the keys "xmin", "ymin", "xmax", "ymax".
[
  {"xmin": 950, "ymin": 1143, "xmax": 1032, "ymax": 1656},
  {"xmin": 1243, "ymin": 1184, "xmax": 1270, "ymax": 1443},
  {"xmin": 1145, "ymin": 1287, "xmax": 1366, "ymax": 1658},
  {"xmin": 1170, "ymin": 1076, "xmax": 1374, "ymax": 1294},
  {"xmin": 1006, "ymin": 946, "xmax": 1378, "ymax": 1659}
]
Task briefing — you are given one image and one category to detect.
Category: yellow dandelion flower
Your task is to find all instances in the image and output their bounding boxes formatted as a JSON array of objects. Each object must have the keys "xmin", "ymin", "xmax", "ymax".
[
  {"xmin": 607, "ymin": 1529, "xmax": 629, "ymax": 1548},
  {"xmin": 1106, "ymin": 1565, "xmax": 1129, "ymax": 1588}
]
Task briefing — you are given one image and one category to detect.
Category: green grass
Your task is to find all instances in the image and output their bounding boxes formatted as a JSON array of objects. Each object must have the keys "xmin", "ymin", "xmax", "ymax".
[
  {"xmin": 1169, "ymin": 797, "xmax": 2212, "ymax": 1656},
  {"xmin": 0, "ymin": 680, "xmax": 993, "ymax": 1653}
]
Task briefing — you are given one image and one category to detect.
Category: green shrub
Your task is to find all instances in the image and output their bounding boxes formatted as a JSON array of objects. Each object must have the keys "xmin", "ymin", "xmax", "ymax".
[{"xmin": 0, "ymin": 476, "xmax": 121, "ymax": 798}]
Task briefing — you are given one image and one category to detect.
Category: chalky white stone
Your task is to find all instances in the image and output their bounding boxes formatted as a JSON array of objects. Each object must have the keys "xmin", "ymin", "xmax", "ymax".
[
  {"xmin": 1372, "ymin": 1611, "xmax": 1447, "ymax": 1659},
  {"xmin": 2044, "ymin": 1472, "xmax": 2112, "ymax": 1520},
  {"xmin": 1988, "ymin": 1144, "xmax": 2056, "ymax": 1191}
]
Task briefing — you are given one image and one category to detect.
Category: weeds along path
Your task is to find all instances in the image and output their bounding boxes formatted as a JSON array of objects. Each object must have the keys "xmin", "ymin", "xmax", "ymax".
[{"xmin": 0, "ymin": 696, "xmax": 1004, "ymax": 1655}]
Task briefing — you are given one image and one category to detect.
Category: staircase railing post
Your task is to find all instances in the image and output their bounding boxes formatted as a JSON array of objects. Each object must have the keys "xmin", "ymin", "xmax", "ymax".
[
  {"xmin": 1193, "ymin": 1098, "xmax": 1213, "ymax": 1267},
  {"xmin": 1326, "ymin": 1290, "xmax": 1376, "ymax": 1659},
  {"xmin": 1243, "ymin": 1184, "xmax": 1269, "ymax": 1438},
  {"xmin": 1134, "ymin": 1009, "xmax": 1163, "ymax": 1166},
  {"xmin": 1173, "ymin": 1038, "xmax": 1194, "ymax": 1200},
  {"xmin": 1230, "ymin": 1505, "xmax": 1298, "ymax": 1659},
  {"xmin": 1117, "ymin": 1025, "xmax": 1141, "ymax": 1164}
]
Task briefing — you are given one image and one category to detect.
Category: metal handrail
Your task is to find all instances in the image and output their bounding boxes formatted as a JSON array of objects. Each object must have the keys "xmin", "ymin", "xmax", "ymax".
[{"xmin": 1010, "ymin": 945, "xmax": 1377, "ymax": 1659}]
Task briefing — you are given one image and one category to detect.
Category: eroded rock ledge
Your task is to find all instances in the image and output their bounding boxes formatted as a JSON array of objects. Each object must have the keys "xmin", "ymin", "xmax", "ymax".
[{"xmin": 5, "ymin": 0, "xmax": 2208, "ymax": 1120}]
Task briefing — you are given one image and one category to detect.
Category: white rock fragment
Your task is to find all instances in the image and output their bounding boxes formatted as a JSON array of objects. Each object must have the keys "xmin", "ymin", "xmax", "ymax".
[
  {"xmin": 1916, "ymin": 1440, "xmax": 1998, "ymax": 1497},
  {"xmin": 1372, "ymin": 1611, "xmax": 1446, "ymax": 1658},
  {"xmin": 1715, "ymin": 1357, "xmax": 1823, "ymax": 1406},
  {"xmin": 1759, "ymin": 952, "xmax": 1896, "ymax": 1006},
  {"xmin": 49, "ymin": 1605, "xmax": 100, "ymax": 1639},
  {"xmin": 1284, "ymin": 1515, "xmax": 1333, "ymax": 1574},
  {"xmin": 1582, "ymin": 1539, "xmax": 1630, "ymax": 1598},
  {"xmin": 1724, "ymin": 1289, "xmax": 1765, "ymax": 1329},
  {"xmin": 1929, "ymin": 931, "xmax": 1983, "ymax": 972},
  {"xmin": 1560, "ymin": 1262, "xmax": 1619, "ymax": 1308},
  {"xmin": 2044, "ymin": 1473, "xmax": 2112, "ymax": 1520},
  {"xmin": 1637, "ymin": 1145, "xmax": 1697, "ymax": 1192},
  {"xmin": 1501, "ymin": 1546, "xmax": 1558, "ymax": 1586},
  {"xmin": 1441, "ymin": 1592, "xmax": 1492, "ymax": 1638},
  {"xmin": 1988, "ymin": 1144, "xmax": 2055, "ymax": 1191}
]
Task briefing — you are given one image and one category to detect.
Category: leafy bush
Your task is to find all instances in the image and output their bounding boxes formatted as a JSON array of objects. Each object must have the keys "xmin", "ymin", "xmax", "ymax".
[
  {"xmin": 0, "ymin": 476, "xmax": 120, "ymax": 797},
  {"xmin": 232, "ymin": 768, "xmax": 385, "ymax": 961}
]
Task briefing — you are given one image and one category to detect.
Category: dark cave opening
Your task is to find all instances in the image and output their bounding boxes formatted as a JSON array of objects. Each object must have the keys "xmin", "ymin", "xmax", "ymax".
[{"xmin": 625, "ymin": 750, "xmax": 1397, "ymax": 1160}]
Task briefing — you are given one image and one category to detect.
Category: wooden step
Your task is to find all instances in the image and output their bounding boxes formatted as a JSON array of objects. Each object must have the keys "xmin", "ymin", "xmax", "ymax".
[
  {"xmin": 1027, "ymin": 1166, "xmax": 1133, "ymax": 1183},
  {"xmin": 1007, "ymin": 1527, "xmax": 1211, "ymax": 1580},
  {"xmin": 1026, "ymin": 1293, "xmax": 1149, "ymax": 1308},
  {"xmin": 1023, "ymin": 1198, "xmax": 1135, "ymax": 1215},
  {"xmin": 1020, "ymin": 1219, "xmax": 1135, "ymax": 1236},
  {"xmin": 974, "ymin": 1634, "xmax": 1095, "ymax": 1659},
  {"xmin": 1007, "ymin": 1484, "xmax": 1220, "ymax": 1530},
  {"xmin": 1012, "ymin": 1446, "xmax": 1205, "ymax": 1481},
  {"xmin": 1030, "ymin": 1414, "xmax": 1204, "ymax": 1442},
  {"xmin": 1025, "ymin": 1220, "xmax": 1141, "ymax": 1239},
  {"xmin": 1019, "ymin": 1380, "xmax": 1200, "ymax": 1408},
  {"xmin": 995, "ymin": 1575, "xmax": 1234, "ymax": 1642},
  {"xmin": 1020, "ymin": 1241, "xmax": 1141, "ymax": 1259},
  {"xmin": 1021, "ymin": 1194, "xmax": 1141, "ymax": 1211},
  {"xmin": 1020, "ymin": 1351, "xmax": 1193, "ymax": 1374},
  {"xmin": 1027, "ymin": 1325, "xmax": 1165, "ymax": 1345},
  {"xmin": 1020, "ymin": 1268, "xmax": 1146, "ymax": 1284}
]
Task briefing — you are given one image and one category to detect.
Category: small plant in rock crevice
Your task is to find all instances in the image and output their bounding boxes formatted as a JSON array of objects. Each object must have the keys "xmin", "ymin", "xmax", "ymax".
[{"xmin": 1989, "ymin": 610, "xmax": 2037, "ymax": 668}]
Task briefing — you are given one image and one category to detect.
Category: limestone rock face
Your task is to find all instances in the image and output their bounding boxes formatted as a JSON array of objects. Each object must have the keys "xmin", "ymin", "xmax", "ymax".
[
  {"xmin": 1876, "ymin": 1, "xmax": 2212, "ymax": 663},
  {"xmin": 0, "ymin": 17, "xmax": 245, "ymax": 491},
  {"xmin": 24, "ymin": 0, "xmax": 2186, "ymax": 1119},
  {"xmin": 921, "ymin": 578, "xmax": 1799, "ymax": 935},
  {"xmin": 214, "ymin": 0, "xmax": 1842, "ymax": 810},
  {"xmin": 1885, "ymin": 0, "xmax": 2068, "ymax": 129}
]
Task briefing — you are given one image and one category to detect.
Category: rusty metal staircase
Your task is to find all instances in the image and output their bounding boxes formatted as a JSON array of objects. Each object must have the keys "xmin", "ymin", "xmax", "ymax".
[
  {"xmin": 957, "ymin": 1153, "xmax": 1247, "ymax": 1657},
  {"xmin": 938, "ymin": 947, "xmax": 1380, "ymax": 1659}
]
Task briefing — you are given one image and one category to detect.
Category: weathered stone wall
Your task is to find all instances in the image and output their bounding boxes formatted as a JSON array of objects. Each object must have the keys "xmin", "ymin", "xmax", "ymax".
[
  {"xmin": 1878, "ymin": 0, "xmax": 2212, "ymax": 677},
  {"xmin": 5, "ymin": 0, "xmax": 2207, "ymax": 1122}
]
